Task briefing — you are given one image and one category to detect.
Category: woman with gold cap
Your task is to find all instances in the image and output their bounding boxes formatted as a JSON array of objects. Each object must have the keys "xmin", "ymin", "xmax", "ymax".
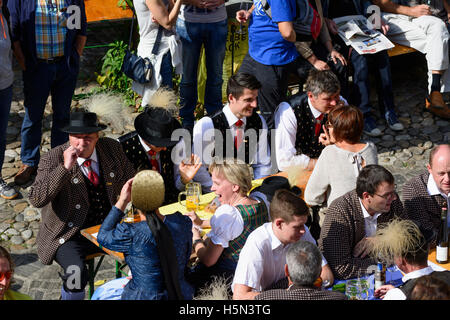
[{"xmin": 97, "ymin": 170, "xmax": 194, "ymax": 300}]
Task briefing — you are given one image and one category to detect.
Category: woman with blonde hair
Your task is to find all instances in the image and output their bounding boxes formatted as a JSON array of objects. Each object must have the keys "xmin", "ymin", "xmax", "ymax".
[
  {"xmin": 305, "ymin": 104, "xmax": 378, "ymax": 207},
  {"xmin": 186, "ymin": 158, "xmax": 269, "ymax": 294}
]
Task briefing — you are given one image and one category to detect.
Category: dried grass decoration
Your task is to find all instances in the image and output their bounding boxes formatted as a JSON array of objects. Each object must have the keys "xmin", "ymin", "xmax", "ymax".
[
  {"xmin": 131, "ymin": 170, "xmax": 165, "ymax": 212},
  {"xmin": 370, "ymin": 219, "xmax": 425, "ymax": 265}
]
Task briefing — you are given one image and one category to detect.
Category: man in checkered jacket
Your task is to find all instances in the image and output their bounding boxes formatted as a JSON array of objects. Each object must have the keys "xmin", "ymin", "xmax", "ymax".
[
  {"xmin": 402, "ymin": 144, "xmax": 450, "ymax": 245},
  {"xmin": 318, "ymin": 165, "xmax": 406, "ymax": 280}
]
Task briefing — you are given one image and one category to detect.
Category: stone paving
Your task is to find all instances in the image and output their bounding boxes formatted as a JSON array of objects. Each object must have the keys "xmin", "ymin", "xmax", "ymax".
[{"xmin": 1, "ymin": 23, "xmax": 449, "ymax": 300}]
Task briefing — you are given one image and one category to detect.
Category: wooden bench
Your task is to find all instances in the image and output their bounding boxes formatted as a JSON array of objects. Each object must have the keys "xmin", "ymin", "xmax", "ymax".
[{"xmin": 388, "ymin": 43, "xmax": 417, "ymax": 57}]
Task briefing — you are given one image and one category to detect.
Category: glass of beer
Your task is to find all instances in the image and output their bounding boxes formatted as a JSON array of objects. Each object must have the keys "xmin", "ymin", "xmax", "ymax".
[{"xmin": 178, "ymin": 182, "xmax": 201, "ymax": 211}]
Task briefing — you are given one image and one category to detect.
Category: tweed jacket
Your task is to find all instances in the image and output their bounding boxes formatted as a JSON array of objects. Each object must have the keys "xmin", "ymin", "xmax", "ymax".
[
  {"xmin": 255, "ymin": 284, "xmax": 347, "ymax": 300},
  {"xmin": 30, "ymin": 137, "xmax": 135, "ymax": 265},
  {"xmin": 318, "ymin": 190, "xmax": 405, "ymax": 280},
  {"xmin": 402, "ymin": 171, "xmax": 446, "ymax": 245}
]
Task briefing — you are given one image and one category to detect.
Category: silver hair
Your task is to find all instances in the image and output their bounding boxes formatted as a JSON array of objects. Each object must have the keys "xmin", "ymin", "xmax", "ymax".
[
  {"xmin": 286, "ymin": 241, "xmax": 322, "ymax": 286},
  {"xmin": 304, "ymin": 69, "xmax": 340, "ymax": 97}
]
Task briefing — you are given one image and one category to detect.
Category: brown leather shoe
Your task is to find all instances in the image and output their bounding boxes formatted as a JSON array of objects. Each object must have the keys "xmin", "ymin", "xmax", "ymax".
[
  {"xmin": 14, "ymin": 164, "xmax": 37, "ymax": 186},
  {"xmin": 425, "ymin": 91, "xmax": 450, "ymax": 120}
]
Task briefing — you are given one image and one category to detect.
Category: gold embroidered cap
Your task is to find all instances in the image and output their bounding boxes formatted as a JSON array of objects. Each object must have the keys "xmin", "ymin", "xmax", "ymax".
[{"xmin": 131, "ymin": 170, "xmax": 165, "ymax": 212}]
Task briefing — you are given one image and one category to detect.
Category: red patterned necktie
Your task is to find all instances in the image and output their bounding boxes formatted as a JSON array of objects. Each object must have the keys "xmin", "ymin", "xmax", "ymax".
[
  {"xmin": 148, "ymin": 149, "xmax": 160, "ymax": 173},
  {"xmin": 234, "ymin": 119, "xmax": 244, "ymax": 150},
  {"xmin": 83, "ymin": 159, "xmax": 100, "ymax": 187},
  {"xmin": 314, "ymin": 113, "xmax": 324, "ymax": 137}
]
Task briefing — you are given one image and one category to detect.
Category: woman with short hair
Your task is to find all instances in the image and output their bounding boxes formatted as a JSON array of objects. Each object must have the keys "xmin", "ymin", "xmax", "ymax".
[
  {"xmin": 304, "ymin": 104, "xmax": 378, "ymax": 207},
  {"xmin": 186, "ymin": 158, "xmax": 269, "ymax": 294}
]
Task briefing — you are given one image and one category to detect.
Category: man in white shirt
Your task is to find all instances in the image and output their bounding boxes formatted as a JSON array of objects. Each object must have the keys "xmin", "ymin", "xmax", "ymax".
[
  {"xmin": 402, "ymin": 144, "xmax": 450, "ymax": 244},
  {"xmin": 232, "ymin": 189, "xmax": 334, "ymax": 300},
  {"xmin": 274, "ymin": 69, "xmax": 346, "ymax": 172},
  {"xmin": 191, "ymin": 73, "xmax": 272, "ymax": 186},
  {"xmin": 372, "ymin": 219, "xmax": 450, "ymax": 300},
  {"xmin": 318, "ymin": 165, "xmax": 405, "ymax": 280}
]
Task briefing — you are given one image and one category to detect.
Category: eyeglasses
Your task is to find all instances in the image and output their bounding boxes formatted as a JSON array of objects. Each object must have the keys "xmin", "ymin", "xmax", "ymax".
[
  {"xmin": 0, "ymin": 271, "xmax": 12, "ymax": 281},
  {"xmin": 373, "ymin": 185, "xmax": 397, "ymax": 200}
]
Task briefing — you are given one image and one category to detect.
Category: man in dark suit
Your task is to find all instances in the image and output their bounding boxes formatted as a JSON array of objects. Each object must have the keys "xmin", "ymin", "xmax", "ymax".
[
  {"xmin": 118, "ymin": 88, "xmax": 207, "ymax": 204},
  {"xmin": 318, "ymin": 165, "xmax": 405, "ymax": 280},
  {"xmin": 274, "ymin": 69, "xmax": 346, "ymax": 172},
  {"xmin": 402, "ymin": 144, "xmax": 450, "ymax": 245},
  {"xmin": 29, "ymin": 111, "xmax": 135, "ymax": 300},
  {"xmin": 255, "ymin": 241, "xmax": 347, "ymax": 300}
]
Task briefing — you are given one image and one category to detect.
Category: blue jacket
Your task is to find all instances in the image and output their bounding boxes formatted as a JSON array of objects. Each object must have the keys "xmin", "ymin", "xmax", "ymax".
[
  {"xmin": 7, "ymin": 0, "xmax": 87, "ymax": 73},
  {"xmin": 321, "ymin": 0, "xmax": 373, "ymax": 17}
]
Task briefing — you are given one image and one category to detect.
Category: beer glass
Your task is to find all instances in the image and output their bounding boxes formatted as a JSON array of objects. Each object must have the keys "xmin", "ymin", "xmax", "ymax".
[{"xmin": 178, "ymin": 182, "xmax": 201, "ymax": 211}]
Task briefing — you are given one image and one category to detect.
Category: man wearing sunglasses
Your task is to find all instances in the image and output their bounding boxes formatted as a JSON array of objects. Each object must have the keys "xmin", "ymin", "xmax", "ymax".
[{"xmin": 318, "ymin": 164, "xmax": 406, "ymax": 280}]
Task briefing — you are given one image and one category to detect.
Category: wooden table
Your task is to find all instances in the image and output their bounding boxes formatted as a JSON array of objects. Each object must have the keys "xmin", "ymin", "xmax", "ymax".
[
  {"xmin": 85, "ymin": 0, "xmax": 133, "ymax": 23},
  {"xmin": 428, "ymin": 248, "xmax": 450, "ymax": 271},
  {"xmin": 80, "ymin": 170, "xmax": 313, "ymax": 276}
]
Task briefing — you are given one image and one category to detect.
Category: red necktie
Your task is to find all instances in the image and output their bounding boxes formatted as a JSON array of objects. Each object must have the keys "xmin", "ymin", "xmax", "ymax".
[
  {"xmin": 148, "ymin": 149, "xmax": 160, "ymax": 173},
  {"xmin": 83, "ymin": 159, "xmax": 100, "ymax": 187},
  {"xmin": 234, "ymin": 119, "xmax": 244, "ymax": 150},
  {"xmin": 314, "ymin": 113, "xmax": 324, "ymax": 137}
]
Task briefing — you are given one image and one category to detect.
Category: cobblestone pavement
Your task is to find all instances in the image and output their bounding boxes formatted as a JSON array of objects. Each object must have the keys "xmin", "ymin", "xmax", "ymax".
[{"xmin": 1, "ymin": 21, "xmax": 449, "ymax": 299}]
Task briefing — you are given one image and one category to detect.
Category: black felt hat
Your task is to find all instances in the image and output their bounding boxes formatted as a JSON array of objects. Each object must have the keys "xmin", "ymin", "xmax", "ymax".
[
  {"xmin": 61, "ymin": 112, "xmax": 107, "ymax": 134},
  {"xmin": 134, "ymin": 107, "xmax": 182, "ymax": 147},
  {"xmin": 252, "ymin": 176, "xmax": 302, "ymax": 202}
]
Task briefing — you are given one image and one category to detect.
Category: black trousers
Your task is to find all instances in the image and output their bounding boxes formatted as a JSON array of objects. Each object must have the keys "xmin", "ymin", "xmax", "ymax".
[
  {"xmin": 54, "ymin": 233, "xmax": 104, "ymax": 293},
  {"xmin": 238, "ymin": 53, "xmax": 299, "ymax": 130},
  {"xmin": 292, "ymin": 41, "xmax": 349, "ymax": 100}
]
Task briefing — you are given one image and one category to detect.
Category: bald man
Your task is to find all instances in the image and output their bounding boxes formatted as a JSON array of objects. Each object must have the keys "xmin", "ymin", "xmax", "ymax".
[{"xmin": 402, "ymin": 144, "xmax": 450, "ymax": 245}]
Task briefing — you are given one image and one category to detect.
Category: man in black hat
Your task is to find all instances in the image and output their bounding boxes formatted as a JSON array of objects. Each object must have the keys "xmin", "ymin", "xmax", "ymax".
[
  {"xmin": 29, "ymin": 111, "xmax": 135, "ymax": 300},
  {"xmin": 119, "ymin": 88, "xmax": 212, "ymax": 204}
]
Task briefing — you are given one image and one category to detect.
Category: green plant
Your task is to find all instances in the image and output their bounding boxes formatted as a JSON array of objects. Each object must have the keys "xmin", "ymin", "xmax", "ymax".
[{"xmin": 95, "ymin": 40, "xmax": 139, "ymax": 107}]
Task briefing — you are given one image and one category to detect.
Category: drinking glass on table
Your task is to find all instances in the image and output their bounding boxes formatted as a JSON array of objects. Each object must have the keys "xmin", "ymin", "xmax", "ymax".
[
  {"xmin": 345, "ymin": 279, "xmax": 369, "ymax": 300},
  {"xmin": 178, "ymin": 182, "xmax": 202, "ymax": 211}
]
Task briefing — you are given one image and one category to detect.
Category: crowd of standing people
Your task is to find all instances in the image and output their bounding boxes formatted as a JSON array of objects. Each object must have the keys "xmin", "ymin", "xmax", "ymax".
[{"xmin": 0, "ymin": 0, "xmax": 450, "ymax": 301}]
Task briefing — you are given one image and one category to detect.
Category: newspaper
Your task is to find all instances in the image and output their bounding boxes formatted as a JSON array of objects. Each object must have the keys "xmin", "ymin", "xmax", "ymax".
[{"xmin": 333, "ymin": 15, "xmax": 394, "ymax": 55}]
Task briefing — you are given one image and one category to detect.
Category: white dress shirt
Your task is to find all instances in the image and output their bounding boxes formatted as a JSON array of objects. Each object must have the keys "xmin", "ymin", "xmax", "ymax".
[
  {"xmin": 427, "ymin": 174, "xmax": 450, "ymax": 227},
  {"xmin": 192, "ymin": 104, "xmax": 272, "ymax": 180},
  {"xmin": 359, "ymin": 199, "xmax": 381, "ymax": 238},
  {"xmin": 274, "ymin": 96, "xmax": 347, "ymax": 171},
  {"xmin": 77, "ymin": 149, "xmax": 100, "ymax": 178},
  {"xmin": 231, "ymin": 222, "xmax": 328, "ymax": 293},
  {"xmin": 383, "ymin": 266, "xmax": 435, "ymax": 300}
]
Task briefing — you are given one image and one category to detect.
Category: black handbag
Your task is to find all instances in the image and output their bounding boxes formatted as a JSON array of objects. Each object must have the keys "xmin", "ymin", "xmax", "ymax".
[{"xmin": 121, "ymin": 8, "xmax": 164, "ymax": 84}]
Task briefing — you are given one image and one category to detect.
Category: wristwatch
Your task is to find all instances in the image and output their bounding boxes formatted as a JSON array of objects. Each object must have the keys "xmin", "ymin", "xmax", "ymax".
[{"xmin": 192, "ymin": 239, "xmax": 203, "ymax": 250}]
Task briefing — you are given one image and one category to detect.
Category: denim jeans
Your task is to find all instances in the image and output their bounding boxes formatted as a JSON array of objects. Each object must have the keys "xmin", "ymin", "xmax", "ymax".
[
  {"xmin": 176, "ymin": 19, "xmax": 228, "ymax": 128},
  {"xmin": 21, "ymin": 59, "xmax": 78, "ymax": 167},
  {"xmin": 0, "ymin": 85, "xmax": 13, "ymax": 171},
  {"xmin": 334, "ymin": 35, "xmax": 395, "ymax": 116}
]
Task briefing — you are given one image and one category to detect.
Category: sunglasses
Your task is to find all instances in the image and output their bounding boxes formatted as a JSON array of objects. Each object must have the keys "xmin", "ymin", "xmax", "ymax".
[{"xmin": 0, "ymin": 271, "xmax": 13, "ymax": 281}]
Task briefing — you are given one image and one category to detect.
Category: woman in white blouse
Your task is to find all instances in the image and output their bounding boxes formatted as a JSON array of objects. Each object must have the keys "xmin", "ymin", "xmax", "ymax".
[
  {"xmin": 186, "ymin": 159, "xmax": 269, "ymax": 294},
  {"xmin": 304, "ymin": 104, "xmax": 378, "ymax": 207}
]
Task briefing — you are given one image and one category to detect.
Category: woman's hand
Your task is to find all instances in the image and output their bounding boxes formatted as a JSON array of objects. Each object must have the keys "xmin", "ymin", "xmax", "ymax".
[
  {"xmin": 115, "ymin": 178, "xmax": 134, "ymax": 211},
  {"xmin": 185, "ymin": 210, "xmax": 202, "ymax": 226},
  {"xmin": 318, "ymin": 125, "xmax": 332, "ymax": 146}
]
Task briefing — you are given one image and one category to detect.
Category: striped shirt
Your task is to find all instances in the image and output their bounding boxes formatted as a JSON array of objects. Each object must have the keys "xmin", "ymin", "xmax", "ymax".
[{"xmin": 35, "ymin": 0, "xmax": 68, "ymax": 59}]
